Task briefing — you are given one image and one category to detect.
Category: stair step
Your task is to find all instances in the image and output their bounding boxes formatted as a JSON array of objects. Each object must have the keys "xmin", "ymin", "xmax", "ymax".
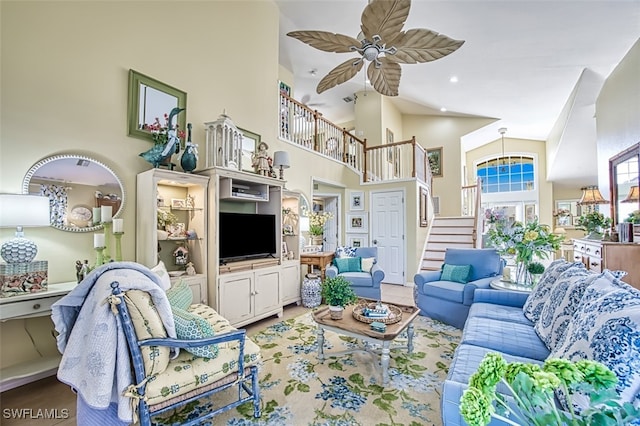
[
  {"xmin": 434, "ymin": 217, "xmax": 476, "ymax": 227},
  {"xmin": 430, "ymin": 226, "xmax": 475, "ymax": 235},
  {"xmin": 427, "ymin": 241, "xmax": 475, "ymax": 251},
  {"xmin": 429, "ymin": 234, "xmax": 474, "ymax": 243}
]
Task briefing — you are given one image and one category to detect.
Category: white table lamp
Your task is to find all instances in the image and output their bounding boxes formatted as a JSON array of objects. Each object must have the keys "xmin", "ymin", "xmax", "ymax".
[
  {"xmin": 0, "ymin": 194, "xmax": 50, "ymax": 263},
  {"xmin": 273, "ymin": 151, "xmax": 290, "ymax": 180}
]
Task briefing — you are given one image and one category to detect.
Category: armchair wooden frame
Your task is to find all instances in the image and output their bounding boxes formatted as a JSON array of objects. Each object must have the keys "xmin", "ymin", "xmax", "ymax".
[{"xmin": 110, "ymin": 281, "xmax": 260, "ymax": 426}]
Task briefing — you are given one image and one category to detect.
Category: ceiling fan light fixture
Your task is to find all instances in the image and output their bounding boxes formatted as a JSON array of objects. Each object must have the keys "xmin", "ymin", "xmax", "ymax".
[{"xmin": 287, "ymin": 0, "xmax": 465, "ymax": 97}]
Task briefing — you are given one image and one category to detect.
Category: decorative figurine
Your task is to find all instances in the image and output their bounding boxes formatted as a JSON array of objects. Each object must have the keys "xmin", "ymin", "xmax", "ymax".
[
  {"xmin": 81, "ymin": 259, "xmax": 90, "ymax": 280},
  {"xmin": 139, "ymin": 107, "xmax": 185, "ymax": 169},
  {"xmin": 180, "ymin": 123, "xmax": 198, "ymax": 173},
  {"xmin": 185, "ymin": 262, "xmax": 196, "ymax": 276},
  {"xmin": 185, "ymin": 194, "xmax": 195, "ymax": 209},
  {"xmin": 75, "ymin": 260, "xmax": 83, "ymax": 283},
  {"xmin": 252, "ymin": 141, "xmax": 270, "ymax": 176},
  {"xmin": 173, "ymin": 245, "xmax": 189, "ymax": 265}
]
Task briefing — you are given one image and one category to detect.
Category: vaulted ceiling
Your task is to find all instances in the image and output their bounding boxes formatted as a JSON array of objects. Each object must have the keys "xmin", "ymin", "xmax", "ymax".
[{"xmin": 276, "ymin": 0, "xmax": 639, "ymax": 187}]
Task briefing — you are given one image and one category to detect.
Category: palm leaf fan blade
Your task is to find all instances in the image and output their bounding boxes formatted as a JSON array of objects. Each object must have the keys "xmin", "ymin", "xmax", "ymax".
[
  {"xmin": 367, "ymin": 59, "xmax": 401, "ymax": 96},
  {"xmin": 317, "ymin": 58, "xmax": 364, "ymax": 94},
  {"xmin": 360, "ymin": 0, "xmax": 410, "ymax": 43},
  {"xmin": 286, "ymin": 30, "xmax": 359, "ymax": 53},
  {"xmin": 387, "ymin": 29, "xmax": 465, "ymax": 64}
]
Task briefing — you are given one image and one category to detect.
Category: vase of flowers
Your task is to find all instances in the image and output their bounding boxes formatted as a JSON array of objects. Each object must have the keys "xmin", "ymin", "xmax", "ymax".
[
  {"xmin": 576, "ymin": 211, "xmax": 612, "ymax": 240},
  {"xmin": 487, "ymin": 220, "xmax": 563, "ymax": 287},
  {"xmin": 460, "ymin": 353, "xmax": 640, "ymax": 426},
  {"xmin": 305, "ymin": 209, "xmax": 334, "ymax": 248}
]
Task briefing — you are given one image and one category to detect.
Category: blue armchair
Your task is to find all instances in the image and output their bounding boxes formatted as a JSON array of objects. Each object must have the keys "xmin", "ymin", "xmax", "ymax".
[
  {"xmin": 414, "ymin": 248, "xmax": 503, "ymax": 329},
  {"xmin": 325, "ymin": 247, "xmax": 384, "ymax": 300}
]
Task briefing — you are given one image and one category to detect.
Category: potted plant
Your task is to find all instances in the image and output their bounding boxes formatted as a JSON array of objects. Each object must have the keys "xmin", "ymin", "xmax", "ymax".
[
  {"xmin": 527, "ymin": 262, "xmax": 545, "ymax": 285},
  {"xmin": 575, "ymin": 211, "xmax": 612, "ymax": 240},
  {"xmin": 460, "ymin": 353, "xmax": 640, "ymax": 426},
  {"xmin": 321, "ymin": 276, "xmax": 357, "ymax": 319},
  {"xmin": 157, "ymin": 209, "xmax": 177, "ymax": 240}
]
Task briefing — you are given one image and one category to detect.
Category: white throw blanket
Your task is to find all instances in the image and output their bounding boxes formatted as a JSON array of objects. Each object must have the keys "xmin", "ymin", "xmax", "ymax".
[{"xmin": 52, "ymin": 261, "xmax": 176, "ymax": 423}]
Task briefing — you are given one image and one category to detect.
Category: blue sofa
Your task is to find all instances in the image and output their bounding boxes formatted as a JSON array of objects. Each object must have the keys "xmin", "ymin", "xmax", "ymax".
[
  {"xmin": 441, "ymin": 259, "xmax": 640, "ymax": 425},
  {"xmin": 325, "ymin": 246, "xmax": 384, "ymax": 300},
  {"xmin": 414, "ymin": 248, "xmax": 503, "ymax": 329}
]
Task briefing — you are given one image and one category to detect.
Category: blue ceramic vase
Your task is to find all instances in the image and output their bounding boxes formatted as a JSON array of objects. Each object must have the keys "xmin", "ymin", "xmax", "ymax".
[{"xmin": 180, "ymin": 123, "xmax": 198, "ymax": 173}]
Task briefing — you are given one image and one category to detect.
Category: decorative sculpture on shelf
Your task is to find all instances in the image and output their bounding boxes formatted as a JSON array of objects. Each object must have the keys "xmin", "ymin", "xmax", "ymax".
[
  {"xmin": 252, "ymin": 141, "xmax": 270, "ymax": 176},
  {"xmin": 180, "ymin": 123, "xmax": 198, "ymax": 173},
  {"xmin": 139, "ymin": 107, "xmax": 185, "ymax": 169}
]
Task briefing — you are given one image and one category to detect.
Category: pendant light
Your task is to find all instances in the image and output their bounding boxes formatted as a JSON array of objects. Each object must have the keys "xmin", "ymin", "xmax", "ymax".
[{"xmin": 498, "ymin": 127, "xmax": 507, "ymax": 172}]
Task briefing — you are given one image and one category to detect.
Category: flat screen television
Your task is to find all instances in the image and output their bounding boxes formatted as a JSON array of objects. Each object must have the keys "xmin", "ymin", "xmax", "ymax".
[{"xmin": 219, "ymin": 212, "xmax": 277, "ymax": 262}]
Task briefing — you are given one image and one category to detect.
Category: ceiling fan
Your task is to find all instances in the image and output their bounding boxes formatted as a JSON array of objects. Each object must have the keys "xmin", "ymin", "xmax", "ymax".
[{"xmin": 287, "ymin": 0, "xmax": 465, "ymax": 97}]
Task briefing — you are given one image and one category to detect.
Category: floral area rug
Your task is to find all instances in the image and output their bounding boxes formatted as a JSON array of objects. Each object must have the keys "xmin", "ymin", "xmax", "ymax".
[{"xmin": 152, "ymin": 311, "xmax": 461, "ymax": 426}]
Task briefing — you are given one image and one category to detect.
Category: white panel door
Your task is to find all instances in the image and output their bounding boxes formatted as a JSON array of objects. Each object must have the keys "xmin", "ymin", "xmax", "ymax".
[
  {"xmin": 323, "ymin": 196, "xmax": 339, "ymax": 253},
  {"xmin": 371, "ymin": 190, "xmax": 405, "ymax": 285}
]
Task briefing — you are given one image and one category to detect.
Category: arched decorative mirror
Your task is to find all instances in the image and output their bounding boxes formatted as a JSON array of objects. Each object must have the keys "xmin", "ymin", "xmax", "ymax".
[{"xmin": 22, "ymin": 154, "xmax": 126, "ymax": 232}]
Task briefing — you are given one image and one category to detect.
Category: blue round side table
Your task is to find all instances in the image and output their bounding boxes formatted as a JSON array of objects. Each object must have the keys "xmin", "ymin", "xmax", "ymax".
[{"xmin": 301, "ymin": 273, "xmax": 322, "ymax": 308}]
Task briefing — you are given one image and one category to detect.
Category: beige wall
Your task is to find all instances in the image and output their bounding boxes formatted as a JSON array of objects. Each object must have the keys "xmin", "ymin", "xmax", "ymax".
[
  {"xmin": 403, "ymin": 115, "xmax": 495, "ymax": 216},
  {"xmin": 595, "ymin": 38, "xmax": 640, "ymax": 200}
]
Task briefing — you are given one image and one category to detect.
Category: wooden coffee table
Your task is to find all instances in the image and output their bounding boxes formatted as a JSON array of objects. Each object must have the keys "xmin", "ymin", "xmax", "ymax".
[{"xmin": 312, "ymin": 300, "xmax": 420, "ymax": 386}]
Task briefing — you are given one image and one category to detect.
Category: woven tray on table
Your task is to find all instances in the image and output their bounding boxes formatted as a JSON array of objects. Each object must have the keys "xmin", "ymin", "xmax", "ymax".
[{"xmin": 352, "ymin": 301, "xmax": 403, "ymax": 324}]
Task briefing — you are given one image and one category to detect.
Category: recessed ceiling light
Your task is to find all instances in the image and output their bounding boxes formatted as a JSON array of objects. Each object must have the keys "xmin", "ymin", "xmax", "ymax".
[
  {"xmin": 440, "ymin": 107, "xmax": 447, "ymax": 112},
  {"xmin": 449, "ymin": 76, "xmax": 458, "ymax": 83}
]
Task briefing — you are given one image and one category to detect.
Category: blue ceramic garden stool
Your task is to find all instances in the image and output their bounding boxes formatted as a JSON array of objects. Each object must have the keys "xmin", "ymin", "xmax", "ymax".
[{"xmin": 302, "ymin": 273, "xmax": 322, "ymax": 308}]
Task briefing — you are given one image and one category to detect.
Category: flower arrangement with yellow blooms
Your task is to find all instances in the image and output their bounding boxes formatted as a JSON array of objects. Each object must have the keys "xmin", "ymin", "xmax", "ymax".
[
  {"xmin": 487, "ymin": 220, "xmax": 563, "ymax": 265},
  {"xmin": 305, "ymin": 209, "xmax": 334, "ymax": 236},
  {"xmin": 460, "ymin": 353, "xmax": 640, "ymax": 426}
]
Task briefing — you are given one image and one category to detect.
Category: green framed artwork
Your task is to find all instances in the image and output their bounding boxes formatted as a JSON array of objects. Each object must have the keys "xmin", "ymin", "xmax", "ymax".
[
  {"xmin": 127, "ymin": 69, "xmax": 187, "ymax": 142},
  {"xmin": 427, "ymin": 147, "xmax": 443, "ymax": 177}
]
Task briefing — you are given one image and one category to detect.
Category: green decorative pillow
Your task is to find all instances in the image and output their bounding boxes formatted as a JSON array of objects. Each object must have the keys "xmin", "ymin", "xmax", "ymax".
[
  {"xmin": 172, "ymin": 307, "xmax": 219, "ymax": 359},
  {"xmin": 166, "ymin": 278, "xmax": 193, "ymax": 311},
  {"xmin": 334, "ymin": 257, "xmax": 361, "ymax": 273},
  {"xmin": 361, "ymin": 257, "xmax": 375, "ymax": 273},
  {"xmin": 441, "ymin": 263, "xmax": 472, "ymax": 284}
]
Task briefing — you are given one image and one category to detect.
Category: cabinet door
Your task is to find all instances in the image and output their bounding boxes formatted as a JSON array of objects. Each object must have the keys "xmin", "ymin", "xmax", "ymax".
[
  {"xmin": 218, "ymin": 273, "xmax": 253, "ymax": 325},
  {"xmin": 254, "ymin": 269, "xmax": 280, "ymax": 315},
  {"xmin": 182, "ymin": 275, "xmax": 207, "ymax": 305},
  {"xmin": 281, "ymin": 263, "xmax": 300, "ymax": 304}
]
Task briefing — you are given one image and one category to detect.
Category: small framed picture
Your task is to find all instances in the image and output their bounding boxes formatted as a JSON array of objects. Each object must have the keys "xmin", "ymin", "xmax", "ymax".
[
  {"xmin": 346, "ymin": 213, "xmax": 368, "ymax": 233},
  {"xmin": 349, "ymin": 191, "xmax": 364, "ymax": 211},
  {"xmin": 281, "ymin": 241, "xmax": 288, "ymax": 256},
  {"xmin": 171, "ymin": 198, "xmax": 186, "ymax": 209},
  {"xmin": 238, "ymin": 128, "xmax": 261, "ymax": 173},
  {"xmin": 347, "ymin": 234, "xmax": 366, "ymax": 248},
  {"xmin": 419, "ymin": 186, "xmax": 428, "ymax": 227},
  {"xmin": 427, "ymin": 147, "xmax": 443, "ymax": 178}
]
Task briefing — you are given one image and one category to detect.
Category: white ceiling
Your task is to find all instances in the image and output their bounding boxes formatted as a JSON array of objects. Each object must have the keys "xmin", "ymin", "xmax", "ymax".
[{"xmin": 276, "ymin": 0, "xmax": 640, "ymax": 186}]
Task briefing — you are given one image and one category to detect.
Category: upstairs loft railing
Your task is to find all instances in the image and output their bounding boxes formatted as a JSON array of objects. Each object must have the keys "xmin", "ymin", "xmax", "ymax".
[{"xmin": 278, "ymin": 92, "xmax": 432, "ymax": 188}]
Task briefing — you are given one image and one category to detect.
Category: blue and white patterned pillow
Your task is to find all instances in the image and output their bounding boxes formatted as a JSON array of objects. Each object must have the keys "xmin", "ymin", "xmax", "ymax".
[
  {"xmin": 335, "ymin": 246, "xmax": 357, "ymax": 258},
  {"xmin": 535, "ymin": 269, "xmax": 599, "ymax": 351},
  {"xmin": 172, "ymin": 307, "xmax": 219, "ymax": 359},
  {"xmin": 549, "ymin": 272, "xmax": 640, "ymax": 411},
  {"xmin": 522, "ymin": 260, "xmax": 586, "ymax": 323}
]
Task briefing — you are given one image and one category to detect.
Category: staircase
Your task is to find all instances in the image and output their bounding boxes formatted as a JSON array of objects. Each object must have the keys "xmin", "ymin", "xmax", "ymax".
[{"xmin": 419, "ymin": 216, "xmax": 478, "ymax": 272}]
